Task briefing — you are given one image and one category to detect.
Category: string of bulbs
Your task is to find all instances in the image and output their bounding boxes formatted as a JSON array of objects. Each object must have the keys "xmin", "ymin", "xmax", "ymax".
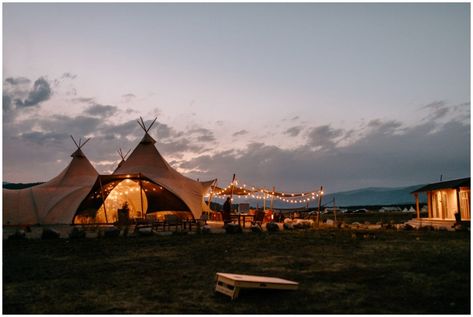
[{"xmin": 207, "ymin": 178, "xmax": 324, "ymax": 205}]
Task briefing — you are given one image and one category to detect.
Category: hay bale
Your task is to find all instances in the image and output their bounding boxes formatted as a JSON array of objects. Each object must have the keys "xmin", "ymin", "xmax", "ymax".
[
  {"xmin": 69, "ymin": 227, "xmax": 86, "ymax": 239},
  {"xmin": 41, "ymin": 228, "xmax": 60, "ymax": 239},
  {"xmin": 266, "ymin": 222, "xmax": 280, "ymax": 232},
  {"xmin": 250, "ymin": 224, "xmax": 263, "ymax": 233},
  {"xmin": 136, "ymin": 226, "xmax": 153, "ymax": 236},
  {"xmin": 8, "ymin": 229, "xmax": 26, "ymax": 240},
  {"xmin": 283, "ymin": 223, "xmax": 294, "ymax": 230}
]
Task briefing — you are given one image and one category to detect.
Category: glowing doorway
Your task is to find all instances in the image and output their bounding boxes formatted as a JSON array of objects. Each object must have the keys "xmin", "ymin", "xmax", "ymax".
[{"xmin": 95, "ymin": 179, "xmax": 148, "ymax": 223}]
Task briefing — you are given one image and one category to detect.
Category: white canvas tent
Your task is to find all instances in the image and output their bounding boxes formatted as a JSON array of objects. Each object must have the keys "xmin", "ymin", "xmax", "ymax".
[
  {"xmin": 3, "ymin": 138, "xmax": 99, "ymax": 225},
  {"xmin": 113, "ymin": 118, "xmax": 216, "ymax": 219}
]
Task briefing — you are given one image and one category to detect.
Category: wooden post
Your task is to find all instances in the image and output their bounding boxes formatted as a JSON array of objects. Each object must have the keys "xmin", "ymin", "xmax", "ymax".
[
  {"xmin": 207, "ymin": 182, "xmax": 216, "ymax": 212},
  {"xmin": 263, "ymin": 192, "xmax": 266, "ymax": 211},
  {"xmin": 333, "ymin": 197, "xmax": 337, "ymax": 223},
  {"xmin": 139, "ymin": 173, "xmax": 145, "ymax": 219},
  {"xmin": 415, "ymin": 192, "xmax": 420, "ymax": 220},
  {"xmin": 98, "ymin": 176, "xmax": 109, "ymax": 223},
  {"xmin": 230, "ymin": 174, "xmax": 236, "ymax": 203},
  {"xmin": 317, "ymin": 186, "xmax": 323, "ymax": 227},
  {"xmin": 456, "ymin": 188, "xmax": 461, "ymax": 220},
  {"xmin": 427, "ymin": 192, "xmax": 433, "ymax": 218},
  {"xmin": 270, "ymin": 186, "xmax": 275, "ymax": 210}
]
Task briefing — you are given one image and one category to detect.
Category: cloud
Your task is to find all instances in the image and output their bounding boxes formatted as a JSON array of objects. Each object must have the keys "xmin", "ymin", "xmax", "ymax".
[
  {"xmin": 422, "ymin": 101, "xmax": 450, "ymax": 121},
  {"xmin": 19, "ymin": 131, "xmax": 68, "ymax": 145},
  {"xmin": 366, "ymin": 119, "xmax": 403, "ymax": 135},
  {"xmin": 121, "ymin": 93, "xmax": 136, "ymax": 103},
  {"xmin": 61, "ymin": 72, "xmax": 77, "ymax": 80},
  {"xmin": 3, "ymin": 80, "xmax": 469, "ymax": 193},
  {"xmin": 284, "ymin": 126, "xmax": 303, "ymax": 137},
  {"xmin": 154, "ymin": 122, "xmax": 174, "ymax": 139},
  {"xmin": 72, "ymin": 97, "xmax": 95, "ymax": 104},
  {"xmin": 101, "ymin": 119, "xmax": 142, "ymax": 140},
  {"xmin": 159, "ymin": 138, "xmax": 207, "ymax": 158},
  {"xmin": 84, "ymin": 104, "xmax": 118, "ymax": 117},
  {"xmin": 232, "ymin": 129, "xmax": 249, "ymax": 137},
  {"xmin": 5, "ymin": 77, "xmax": 31, "ymax": 86},
  {"xmin": 306, "ymin": 125, "xmax": 344, "ymax": 150},
  {"xmin": 15, "ymin": 77, "xmax": 52, "ymax": 108},
  {"xmin": 3, "ymin": 76, "xmax": 53, "ymax": 123},
  {"xmin": 187, "ymin": 127, "xmax": 216, "ymax": 143},
  {"xmin": 181, "ymin": 113, "xmax": 470, "ymax": 192}
]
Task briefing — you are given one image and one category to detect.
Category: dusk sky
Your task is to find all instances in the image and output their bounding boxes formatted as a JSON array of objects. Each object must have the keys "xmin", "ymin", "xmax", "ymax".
[{"xmin": 3, "ymin": 3, "xmax": 470, "ymax": 194}]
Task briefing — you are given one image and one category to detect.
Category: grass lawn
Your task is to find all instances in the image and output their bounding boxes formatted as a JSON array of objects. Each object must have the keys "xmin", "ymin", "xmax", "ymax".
[{"xmin": 3, "ymin": 229, "xmax": 470, "ymax": 314}]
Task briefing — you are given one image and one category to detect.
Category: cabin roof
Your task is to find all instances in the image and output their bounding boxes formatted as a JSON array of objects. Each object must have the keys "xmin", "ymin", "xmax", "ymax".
[{"xmin": 411, "ymin": 177, "xmax": 470, "ymax": 194}]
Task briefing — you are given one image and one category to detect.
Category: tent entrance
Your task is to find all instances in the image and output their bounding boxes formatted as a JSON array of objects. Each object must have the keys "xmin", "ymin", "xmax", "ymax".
[
  {"xmin": 95, "ymin": 179, "xmax": 148, "ymax": 223},
  {"xmin": 74, "ymin": 175, "xmax": 192, "ymax": 224}
]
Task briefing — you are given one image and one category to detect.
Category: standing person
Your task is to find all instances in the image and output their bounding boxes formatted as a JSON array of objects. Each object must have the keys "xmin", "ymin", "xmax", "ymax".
[{"xmin": 222, "ymin": 197, "xmax": 232, "ymax": 226}]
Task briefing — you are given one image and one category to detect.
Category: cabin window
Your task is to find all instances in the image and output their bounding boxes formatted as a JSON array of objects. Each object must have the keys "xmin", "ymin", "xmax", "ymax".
[{"xmin": 460, "ymin": 189, "xmax": 470, "ymax": 220}]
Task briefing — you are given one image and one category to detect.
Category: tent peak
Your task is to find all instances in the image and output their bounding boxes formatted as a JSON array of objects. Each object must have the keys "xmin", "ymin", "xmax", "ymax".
[
  {"xmin": 70, "ymin": 136, "xmax": 91, "ymax": 158},
  {"xmin": 117, "ymin": 148, "xmax": 131, "ymax": 161},
  {"xmin": 137, "ymin": 117, "xmax": 158, "ymax": 144},
  {"xmin": 137, "ymin": 117, "xmax": 157, "ymax": 133}
]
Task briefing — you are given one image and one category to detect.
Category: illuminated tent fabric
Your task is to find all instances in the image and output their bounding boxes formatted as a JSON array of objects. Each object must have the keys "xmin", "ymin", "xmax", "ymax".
[
  {"xmin": 3, "ymin": 143, "xmax": 99, "ymax": 225},
  {"xmin": 113, "ymin": 124, "xmax": 216, "ymax": 219}
]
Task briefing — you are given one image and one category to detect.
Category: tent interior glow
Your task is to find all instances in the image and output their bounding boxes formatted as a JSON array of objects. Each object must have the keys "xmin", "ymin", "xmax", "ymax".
[
  {"xmin": 95, "ymin": 179, "xmax": 148, "ymax": 223},
  {"xmin": 73, "ymin": 175, "xmax": 192, "ymax": 224}
]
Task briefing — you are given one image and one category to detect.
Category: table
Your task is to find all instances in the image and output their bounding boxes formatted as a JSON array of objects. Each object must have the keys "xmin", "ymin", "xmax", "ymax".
[
  {"xmin": 215, "ymin": 272, "xmax": 299, "ymax": 300},
  {"xmin": 230, "ymin": 213, "xmax": 255, "ymax": 228}
]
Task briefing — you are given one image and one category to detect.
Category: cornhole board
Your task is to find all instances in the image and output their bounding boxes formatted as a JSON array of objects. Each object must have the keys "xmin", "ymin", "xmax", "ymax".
[{"xmin": 215, "ymin": 272, "xmax": 299, "ymax": 300}]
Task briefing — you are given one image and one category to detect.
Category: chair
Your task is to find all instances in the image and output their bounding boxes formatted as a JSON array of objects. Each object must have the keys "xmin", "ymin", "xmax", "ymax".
[
  {"xmin": 252, "ymin": 209, "xmax": 265, "ymax": 226},
  {"xmin": 164, "ymin": 214, "xmax": 183, "ymax": 231}
]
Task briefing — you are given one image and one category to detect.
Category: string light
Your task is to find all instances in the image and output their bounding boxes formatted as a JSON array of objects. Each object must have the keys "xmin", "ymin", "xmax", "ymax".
[{"xmin": 210, "ymin": 179, "xmax": 324, "ymax": 206}]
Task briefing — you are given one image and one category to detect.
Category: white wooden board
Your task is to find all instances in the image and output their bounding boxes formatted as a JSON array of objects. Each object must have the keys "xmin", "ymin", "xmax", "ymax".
[{"xmin": 215, "ymin": 272, "xmax": 298, "ymax": 299}]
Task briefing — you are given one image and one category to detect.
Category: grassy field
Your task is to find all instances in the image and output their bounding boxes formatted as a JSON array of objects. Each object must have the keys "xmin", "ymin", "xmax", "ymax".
[{"xmin": 3, "ymin": 229, "xmax": 470, "ymax": 314}]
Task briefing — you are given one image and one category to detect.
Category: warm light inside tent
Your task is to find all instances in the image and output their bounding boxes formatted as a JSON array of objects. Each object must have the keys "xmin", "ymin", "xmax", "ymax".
[{"xmin": 95, "ymin": 179, "xmax": 148, "ymax": 223}]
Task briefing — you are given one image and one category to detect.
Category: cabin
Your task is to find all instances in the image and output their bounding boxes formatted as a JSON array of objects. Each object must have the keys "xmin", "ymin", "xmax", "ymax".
[{"xmin": 410, "ymin": 177, "xmax": 470, "ymax": 228}]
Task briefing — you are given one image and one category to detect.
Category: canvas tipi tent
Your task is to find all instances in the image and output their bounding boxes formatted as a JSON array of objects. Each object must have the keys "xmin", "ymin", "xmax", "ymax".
[
  {"xmin": 3, "ymin": 137, "xmax": 99, "ymax": 225},
  {"xmin": 112, "ymin": 118, "xmax": 215, "ymax": 219}
]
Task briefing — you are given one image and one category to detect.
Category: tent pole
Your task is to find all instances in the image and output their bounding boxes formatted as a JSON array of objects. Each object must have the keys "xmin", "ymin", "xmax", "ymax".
[
  {"xmin": 317, "ymin": 186, "xmax": 323, "ymax": 227},
  {"xmin": 98, "ymin": 176, "xmax": 109, "ymax": 223},
  {"xmin": 263, "ymin": 192, "xmax": 266, "ymax": 211},
  {"xmin": 333, "ymin": 197, "xmax": 337, "ymax": 223},
  {"xmin": 230, "ymin": 174, "xmax": 236, "ymax": 202},
  {"xmin": 208, "ymin": 182, "xmax": 216, "ymax": 207},
  {"xmin": 139, "ymin": 173, "xmax": 144, "ymax": 220}
]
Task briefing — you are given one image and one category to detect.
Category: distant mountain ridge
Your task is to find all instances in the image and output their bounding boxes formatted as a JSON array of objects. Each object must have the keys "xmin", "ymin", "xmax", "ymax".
[{"xmin": 321, "ymin": 184, "xmax": 427, "ymax": 207}]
